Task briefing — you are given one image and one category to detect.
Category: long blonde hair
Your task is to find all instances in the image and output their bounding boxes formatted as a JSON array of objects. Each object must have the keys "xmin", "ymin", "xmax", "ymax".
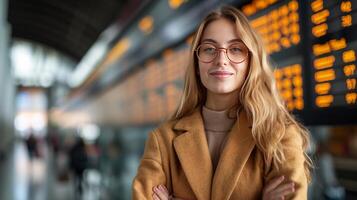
[{"xmin": 172, "ymin": 6, "xmax": 312, "ymax": 180}]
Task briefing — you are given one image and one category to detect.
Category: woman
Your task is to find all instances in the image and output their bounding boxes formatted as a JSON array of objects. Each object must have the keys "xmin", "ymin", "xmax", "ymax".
[{"xmin": 132, "ymin": 6, "xmax": 311, "ymax": 200}]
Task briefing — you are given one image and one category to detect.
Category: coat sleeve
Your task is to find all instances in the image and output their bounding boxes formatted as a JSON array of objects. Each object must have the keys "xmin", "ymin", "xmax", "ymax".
[
  {"xmin": 132, "ymin": 131, "xmax": 167, "ymax": 200},
  {"xmin": 264, "ymin": 125, "xmax": 309, "ymax": 200}
]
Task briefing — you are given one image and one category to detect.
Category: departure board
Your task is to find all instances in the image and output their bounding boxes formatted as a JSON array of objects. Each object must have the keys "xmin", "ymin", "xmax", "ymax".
[
  {"xmin": 241, "ymin": 0, "xmax": 357, "ymax": 124},
  {"xmin": 309, "ymin": 1, "xmax": 357, "ymax": 110},
  {"xmin": 307, "ymin": 0, "xmax": 357, "ymax": 124},
  {"xmin": 93, "ymin": 46, "xmax": 188, "ymax": 125},
  {"xmin": 244, "ymin": 0, "xmax": 301, "ymax": 54},
  {"xmin": 274, "ymin": 63, "xmax": 304, "ymax": 111}
]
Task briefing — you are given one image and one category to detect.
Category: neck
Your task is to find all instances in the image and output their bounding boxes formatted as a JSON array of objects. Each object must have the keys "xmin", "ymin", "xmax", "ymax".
[{"xmin": 205, "ymin": 90, "xmax": 239, "ymax": 111}]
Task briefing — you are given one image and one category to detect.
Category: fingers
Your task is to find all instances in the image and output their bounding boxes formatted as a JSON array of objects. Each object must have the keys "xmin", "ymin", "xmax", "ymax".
[
  {"xmin": 264, "ymin": 176, "xmax": 285, "ymax": 192},
  {"xmin": 152, "ymin": 185, "xmax": 170, "ymax": 200},
  {"xmin": 271, "ymin": 182, "xmax": 295, "ymax": 199},
  {"xmin": 161, "ymin": 185, "xmax": 169, "ymax": 193},
  {"xmin": 263, "ymin": 176, "xmax": 297, "ymax": 200},
  {"xmin": 153, "ymin": 193, "xmax": 160, "ymax": 200},
  {"xmin": 273, "ymin": 182, "xmax": 295, "ymax": 194}
]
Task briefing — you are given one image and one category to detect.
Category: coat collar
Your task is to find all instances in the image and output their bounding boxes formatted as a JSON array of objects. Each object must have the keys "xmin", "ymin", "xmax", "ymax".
[{"xmin": 173, "ymin": 107, "xmax": 255, "ymax": 200}]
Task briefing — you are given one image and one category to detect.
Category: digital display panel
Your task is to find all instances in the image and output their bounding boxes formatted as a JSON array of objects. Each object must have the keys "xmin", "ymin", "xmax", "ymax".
[
  {"xmin": 97, "ymin": 46, "xmax": 188, "ymax": 125},
  {"xmin": 241, "ymin": 0, "xmax": 357, "ymax": 125},
  {"xmin": 309, "ymin": 0, "xmax": 357, "ymax": 110}
]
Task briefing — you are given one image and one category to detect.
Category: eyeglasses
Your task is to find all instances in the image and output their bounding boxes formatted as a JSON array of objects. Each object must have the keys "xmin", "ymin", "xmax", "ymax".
[{"xmin": 195, "ymin": 43, "xmax": 249, "ymax": 64}]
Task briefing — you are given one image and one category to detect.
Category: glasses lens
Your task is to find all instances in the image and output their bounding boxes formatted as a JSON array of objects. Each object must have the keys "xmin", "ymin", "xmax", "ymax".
[
  {"xmin": 227, "ymin": 43, "xmax": 248, "ymax": 63},
  {"xmin": 197, "ymin": 44, "xmax": 216, "ymax": 62}
]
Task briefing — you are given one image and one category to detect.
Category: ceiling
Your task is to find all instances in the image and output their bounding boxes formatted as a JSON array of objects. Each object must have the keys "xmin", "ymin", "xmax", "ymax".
[{"xmin": 7, "ymin": 0, "xmax": 140, "ymax": 62}]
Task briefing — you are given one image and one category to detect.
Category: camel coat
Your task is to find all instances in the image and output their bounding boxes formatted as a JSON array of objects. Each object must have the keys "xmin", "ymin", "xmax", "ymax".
[{"xmin": 132, "ymin": 108, "xmax": 308, "ymax": 200}]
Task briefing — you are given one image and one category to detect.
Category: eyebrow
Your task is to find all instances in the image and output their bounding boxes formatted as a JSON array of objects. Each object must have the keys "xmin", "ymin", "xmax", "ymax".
[{"xmin": 200, "ymin": 38, "xmax": 243, "ymax": 44}]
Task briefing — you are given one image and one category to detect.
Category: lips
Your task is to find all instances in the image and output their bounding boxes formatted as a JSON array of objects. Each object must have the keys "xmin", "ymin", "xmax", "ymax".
[{"xmin": 209, "ymin": 70, "xmax": 234, "ymax": 78}]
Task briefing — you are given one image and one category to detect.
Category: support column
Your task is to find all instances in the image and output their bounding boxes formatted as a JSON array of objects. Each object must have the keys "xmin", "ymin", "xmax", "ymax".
[{"xmin": 0, "ymin": 0, "xmax": 15, "ymax": 158}]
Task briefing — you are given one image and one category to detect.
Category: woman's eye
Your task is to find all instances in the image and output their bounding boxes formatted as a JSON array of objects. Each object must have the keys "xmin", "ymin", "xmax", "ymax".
[
  {"xmin": 229, "ymin": 47, "xmax": 242, "ymax": 54},
  {"xmin": 203, "ymin": 48, "xmax": 216, "ymax": 54}
]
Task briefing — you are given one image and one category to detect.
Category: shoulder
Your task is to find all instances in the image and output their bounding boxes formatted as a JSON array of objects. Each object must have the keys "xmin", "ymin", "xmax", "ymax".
[
  {"xmin": 153, "ymin": 119, "xmax": 178, "ymax": 135},
  {"xmin": 281, "ymin": 123, "xmax": 305, "ymax": 150},
  {"xmin": 149, "ymin": 119, "xmax": 182, "ymax": 144},
  {"xmin": 150, "ymin": 109, "xmax": 203, "ymax": 145},
  {"xmin": 156, "ymin": 120, "xmax": 178, "ymax": 133}
]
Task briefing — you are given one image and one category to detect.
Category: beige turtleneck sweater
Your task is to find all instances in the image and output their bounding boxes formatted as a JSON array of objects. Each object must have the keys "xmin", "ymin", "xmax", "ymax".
[{"xmin": 201, "ymin": 106, "xmax": 237, "ymax": 171}]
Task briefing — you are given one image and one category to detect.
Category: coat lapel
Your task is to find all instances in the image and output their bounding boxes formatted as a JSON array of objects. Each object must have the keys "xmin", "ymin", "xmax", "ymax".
[
  {"xmin": 173, "ymin": 109, "xmax": 213, "ymax": 200},
  {"xmin": 211, "ymin": 109, "xmax": 255, "ymax": 200}
]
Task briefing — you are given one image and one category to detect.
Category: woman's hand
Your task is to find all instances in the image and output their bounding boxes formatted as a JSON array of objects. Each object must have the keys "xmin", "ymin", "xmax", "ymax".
[
  {"xmin": 152, "ymin": 185, "xmax": 186, "ymax": 200},
  {"xmin": 263, "ymin": 176, "xmax": 295, "ymax": 200},
  {"xmin": 152, "ymin": 185, "xmax": 170, "ymax": 200}
]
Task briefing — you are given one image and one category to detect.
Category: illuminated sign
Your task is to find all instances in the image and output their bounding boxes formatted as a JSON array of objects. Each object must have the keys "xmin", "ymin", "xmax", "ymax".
[
  {"xmin": 242, "ymin": 0, "xmax": 357, "ymax": 124},
  {"xmin": 110, "ymin": 47, "xmax": 188, "ymax": 125},
  {"xmin": 275, "ymin": 64, "xmax": 304, "ymax": 111},
  {"xmin": 248, "ymin": 0, "xmax": 300, "ymax": 54},
  {"xmin": 309, "ymin": 0, "xmax": 357, "ymax": 116}
]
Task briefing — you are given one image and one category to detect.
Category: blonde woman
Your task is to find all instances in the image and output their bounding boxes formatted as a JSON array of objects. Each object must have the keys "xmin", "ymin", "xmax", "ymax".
[{"xmin": 132, "ymin": 6, "xmax": 311, "ymax": 200}]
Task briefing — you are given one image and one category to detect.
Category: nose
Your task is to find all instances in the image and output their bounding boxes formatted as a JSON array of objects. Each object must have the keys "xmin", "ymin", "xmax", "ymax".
[{"xmin": 215, "ymin": 49, "xmax": 229, "ymax": 66}]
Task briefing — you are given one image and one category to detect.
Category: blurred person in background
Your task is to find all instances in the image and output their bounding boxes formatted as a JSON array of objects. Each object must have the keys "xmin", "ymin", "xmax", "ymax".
[
  {"xmin": 132, "ymin": 6, "xmax": 312, "ymax": 200},
  {"xmin": 309, "ymin": 129, "xmax": 345, "ymax": 200},
  {"xmin": 48, "ymin": 131, "xmax": 60, "ymax": 157},
  {"xmin": 25, "ymin": 130, "xmax": 38, "ymax": 160},
  {"xmin": 69, "ymin": 137, "xmax": 88, "ymax": 198}
]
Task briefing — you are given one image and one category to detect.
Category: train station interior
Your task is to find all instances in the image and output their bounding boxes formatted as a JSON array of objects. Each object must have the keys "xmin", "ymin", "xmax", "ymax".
[{"xmin": 0, "ymin": 0, "xmax": 357, "ymax": 199}]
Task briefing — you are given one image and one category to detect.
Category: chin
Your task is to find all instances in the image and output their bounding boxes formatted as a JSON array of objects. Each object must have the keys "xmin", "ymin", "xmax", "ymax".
[{"xmin": 208, "ymin": 86, "xmax": 238, "ymax": 95}]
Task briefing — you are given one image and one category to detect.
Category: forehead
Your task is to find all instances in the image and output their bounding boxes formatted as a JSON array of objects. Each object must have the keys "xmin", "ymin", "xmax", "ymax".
[{"xmin": 201, "ymin": 18, "xmax": 241, "ymax": 44}]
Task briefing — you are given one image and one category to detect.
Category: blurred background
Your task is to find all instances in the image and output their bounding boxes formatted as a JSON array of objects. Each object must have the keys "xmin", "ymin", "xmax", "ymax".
[{"xmin": 0, "ymin": 0, "xmax": 356, "ymax": 199}]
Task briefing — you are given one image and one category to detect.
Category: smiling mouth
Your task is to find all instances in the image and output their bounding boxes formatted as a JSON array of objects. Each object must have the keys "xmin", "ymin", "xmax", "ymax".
[{"xmin": 209, "ymin": 71, "xmax": 233, "ymax": 78}]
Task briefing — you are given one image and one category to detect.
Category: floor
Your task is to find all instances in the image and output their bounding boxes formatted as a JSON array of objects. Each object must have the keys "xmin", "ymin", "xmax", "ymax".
[{"xmin": 0, "ymin": 141, "xmax": 76, "ymax": 200}]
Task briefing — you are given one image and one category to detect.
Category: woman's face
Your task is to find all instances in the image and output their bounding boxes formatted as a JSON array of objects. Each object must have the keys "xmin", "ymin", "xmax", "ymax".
[{"xmin": 197, "ymin": 18, "xmax": 249, "ymax": 96}]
